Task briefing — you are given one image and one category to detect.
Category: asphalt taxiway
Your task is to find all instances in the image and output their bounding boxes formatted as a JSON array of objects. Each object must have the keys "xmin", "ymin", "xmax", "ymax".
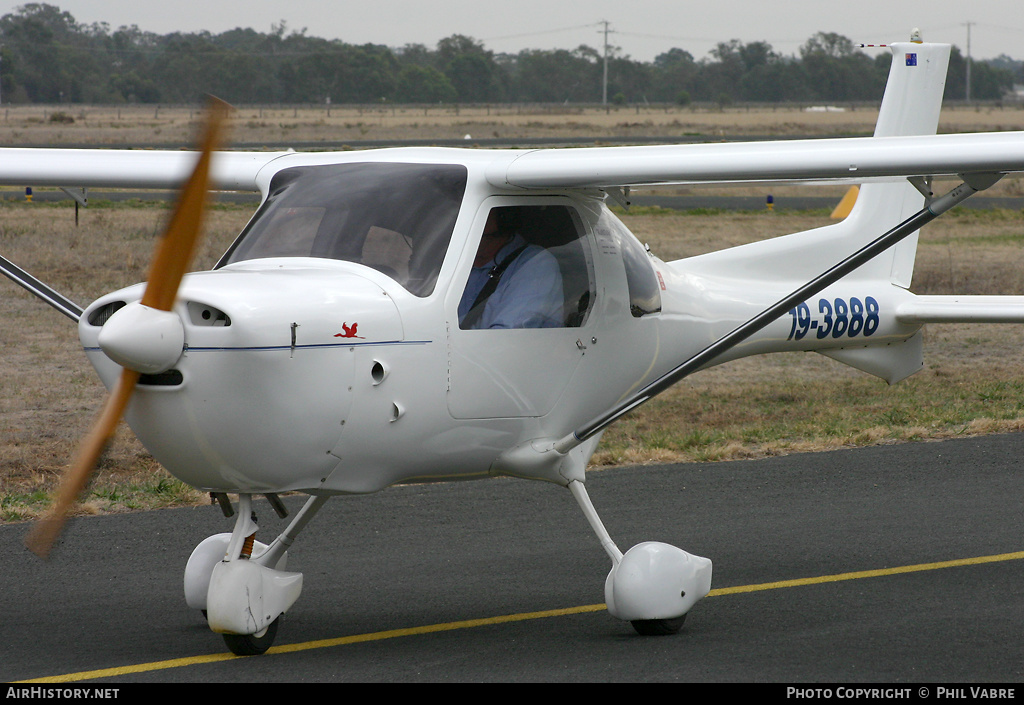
[{"xmin": 2, "ymin": 433, "xmax": 1023, "ymax": 683}]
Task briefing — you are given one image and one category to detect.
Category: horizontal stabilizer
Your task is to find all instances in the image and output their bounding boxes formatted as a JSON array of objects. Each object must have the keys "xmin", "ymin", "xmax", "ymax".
[{"xmin": 896, "ymin": 296, "xmax": 1024, "ymax": 323}]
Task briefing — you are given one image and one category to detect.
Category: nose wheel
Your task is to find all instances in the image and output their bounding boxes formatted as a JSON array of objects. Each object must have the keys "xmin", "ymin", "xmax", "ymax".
[
  {"xmin": 630, "ymin": 615, "xmax": 687, "ymax": 636},
  {"xmin": 223, "ymin": 617, "xmax": 281, "ymax": 656},
  {"xmin": 185, "ymin": 493, "xmax": 330, "ymax": 655}
]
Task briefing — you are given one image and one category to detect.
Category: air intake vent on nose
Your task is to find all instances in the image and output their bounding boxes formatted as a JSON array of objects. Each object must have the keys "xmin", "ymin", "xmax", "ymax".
[
  {"xmin": 139, "ymin": 369, "xmax": 184, "ymax": 386},
  {"xmin": 87, "ymin": 301, "xmax": 126, "ymax": 327},
  {"xmin": 187, "ymin": 301, "xmax": 231, "ymax": 327}
]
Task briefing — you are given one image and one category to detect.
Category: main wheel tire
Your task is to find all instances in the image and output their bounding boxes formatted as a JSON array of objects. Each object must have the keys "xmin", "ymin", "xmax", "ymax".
[
  {"xmin": 630, "ymin": 615, "xmax": 686, "ymax": 636},
  {"xmin": 222, "ymin": 617, "xmax": 280, "ymax": 656}
]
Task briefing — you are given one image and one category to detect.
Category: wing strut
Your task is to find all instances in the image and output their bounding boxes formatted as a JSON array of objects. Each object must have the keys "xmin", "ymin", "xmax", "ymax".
[
  {"xmin": 0, "ymin": 254, "xmax": 82, "ymax": 321},
  {"xmin": 554, "ymin": 172, "xmax": 1003, "ymax": 454}
]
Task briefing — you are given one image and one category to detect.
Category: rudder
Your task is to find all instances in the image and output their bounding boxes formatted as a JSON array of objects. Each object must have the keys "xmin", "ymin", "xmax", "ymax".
[{"xmin": 845, "ymin": 39, "xmax": 951, "ymax": 288}]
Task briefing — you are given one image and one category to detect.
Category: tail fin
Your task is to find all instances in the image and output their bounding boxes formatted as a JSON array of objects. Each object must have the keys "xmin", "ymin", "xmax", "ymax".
[
  {"xmin": 850, "ymin": 40, "xmax": 951, "ymax": 288},
  {"xmin": 814, "ymin": 41, "xmax": 948, "ymax": 383},
  {"xmin": 811, "ymin": 41, "xmax": 948, "ymax": 383},
  {"xmin": 668, "ymin": 40, "xmax": 952, "ymax": 383},
  {"xmin": 671, "ymin": 41, "xmax": 951, "ymax": 287}
]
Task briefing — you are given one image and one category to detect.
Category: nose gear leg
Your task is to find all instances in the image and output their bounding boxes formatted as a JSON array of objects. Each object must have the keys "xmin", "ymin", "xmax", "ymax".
[
  {"xmin": 184, "ymin": 493, "xmax": 329, "ymax": 655},
  {"xmin": 568, "ymin": 480, "xmax": 712, "ymax": 636}
]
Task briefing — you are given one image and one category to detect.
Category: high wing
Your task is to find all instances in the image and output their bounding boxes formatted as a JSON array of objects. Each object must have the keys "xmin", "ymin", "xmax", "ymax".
[
  {"xmin": 487, "ymin": 130, "xmax": 1024, "ymax": 190},
  {"xmin": 1, "ymin": 130, "xmax": 1021, "ymax": 198},
  {"xmin": 0, "ymin": 148, "xmax": 290, "ymax": 191},
  {"xmin": 0, "ymin": 147, "xmax": 289, "ymax": 320},
  {"xmin": 489, "ymin": 42, "xmax": 1024, "ymax": 463}
]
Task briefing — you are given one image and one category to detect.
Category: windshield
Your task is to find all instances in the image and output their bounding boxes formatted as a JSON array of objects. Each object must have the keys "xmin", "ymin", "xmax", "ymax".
[{"xmin": 218, "ymin": 162, "xmax": 468, "ymax": 297}]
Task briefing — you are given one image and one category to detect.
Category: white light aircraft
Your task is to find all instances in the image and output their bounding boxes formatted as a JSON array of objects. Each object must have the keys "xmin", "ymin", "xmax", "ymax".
[{"xmin": 5, "ymin": 36, "xmax": 1024, "ymax": 655}]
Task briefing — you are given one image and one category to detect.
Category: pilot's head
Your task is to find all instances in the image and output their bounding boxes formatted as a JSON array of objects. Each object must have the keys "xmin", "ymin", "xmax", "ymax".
[{"xmin": 474, "ymin": 209, "xmax": 516, "ymax": 266}]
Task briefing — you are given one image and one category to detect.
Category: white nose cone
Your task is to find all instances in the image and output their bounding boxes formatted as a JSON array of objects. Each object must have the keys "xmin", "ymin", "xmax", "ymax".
[{"xmin": 97, "ymin": 302, "xmax": 185, "ymax": 374}]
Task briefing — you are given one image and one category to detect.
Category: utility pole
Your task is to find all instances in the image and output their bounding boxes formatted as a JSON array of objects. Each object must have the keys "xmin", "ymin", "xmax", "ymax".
[
  {"xmin": 964, "ymin": 21, "xmax": 974, "ymax": 102},
  {"xmin": 600, "ymin": 20, "xmax": 611, "ymax": 105}
]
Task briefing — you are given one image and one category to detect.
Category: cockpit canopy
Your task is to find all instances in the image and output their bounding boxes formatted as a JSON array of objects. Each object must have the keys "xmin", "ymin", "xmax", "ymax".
[{"xmin": 218, "ymin": 162, "xmax": 468, "ymax": 297}]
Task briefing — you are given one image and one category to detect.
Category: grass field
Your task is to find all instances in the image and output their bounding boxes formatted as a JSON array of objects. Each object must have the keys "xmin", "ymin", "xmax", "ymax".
[
  {"xmin": 2, "ymin": 107, "xmax": 1024, "ymax": 523},
  {"xmin": 1, "ymin": 101, "xmax": 1023, "ymax": 145}
]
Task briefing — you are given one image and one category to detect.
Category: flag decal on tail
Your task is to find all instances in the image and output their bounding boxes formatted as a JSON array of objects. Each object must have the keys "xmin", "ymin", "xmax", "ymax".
[{"xmin": 906, "ymin": 53, "xmax": 917, "ymax": 66}]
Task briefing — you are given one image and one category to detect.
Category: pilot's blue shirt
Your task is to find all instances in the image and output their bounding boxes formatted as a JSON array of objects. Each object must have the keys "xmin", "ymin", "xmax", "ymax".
[{"xmin": 459, "ymin": 235, "xmax": 564, "ymax": 329}]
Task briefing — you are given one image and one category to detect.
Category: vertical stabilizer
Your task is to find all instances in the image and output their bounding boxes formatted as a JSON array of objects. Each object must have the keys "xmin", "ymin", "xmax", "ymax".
[
  {"xmin": 671, "ymin": 39, "xmax": 952, "ymax": 288},
  {"xmin": 667, "ymin": 39, "xmax": 953, "ymax": 383},
  {"xmin": 818, "ymin": 40, "xmax": 949, "ymax": 382},
  {"xmin": 873, "ymin": 40, "xmax": 949, "ymax": 138},
  {"xmin": 848, "ymin": 39, "xmax": 950, "ymax": 288}
]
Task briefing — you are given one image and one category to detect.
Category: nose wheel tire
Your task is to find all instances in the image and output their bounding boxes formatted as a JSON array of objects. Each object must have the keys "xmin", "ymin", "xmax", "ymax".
[
  {"xmin": 222, "ymin": 617, "xmax": 280, "ymax": 656},
  {"xmin": 630, "ymin": 615, "xmax": 686, "ymax": 636}
]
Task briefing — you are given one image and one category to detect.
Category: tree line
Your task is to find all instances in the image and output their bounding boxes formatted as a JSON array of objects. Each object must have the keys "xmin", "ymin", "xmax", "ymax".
[{"xmin": 1, "ymin": 3, "xmax": 1018, "ymax": 106}]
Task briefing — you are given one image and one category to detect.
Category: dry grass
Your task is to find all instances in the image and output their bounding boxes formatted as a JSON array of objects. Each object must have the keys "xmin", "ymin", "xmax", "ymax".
[
  {"xmin": 0, "ymin": 202, "xmax": 250, "ymax": 521},
  {"xmin": 1, "ymin": 102, "xmax": 1023, "ymax": 146}
]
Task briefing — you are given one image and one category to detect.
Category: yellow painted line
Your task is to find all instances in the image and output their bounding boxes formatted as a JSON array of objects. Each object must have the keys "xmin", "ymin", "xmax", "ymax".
[
  {"xmin": 14, "ymin": 605, "xmax": 609, "ymax": 683},
  {"xmin": 269, "ymin": 604, "xmax": 608, "ymax": 655},
  {"xmin": 16, "ymin": 653, "xmax": 241, "ymax": 683},
  {"xmin": 707, "ymin": 550, "xmax": 1024, "ymax": 596},
  {"xmin": 16, "ymin": 550, "xmax": 1024, "ymax": 683}
]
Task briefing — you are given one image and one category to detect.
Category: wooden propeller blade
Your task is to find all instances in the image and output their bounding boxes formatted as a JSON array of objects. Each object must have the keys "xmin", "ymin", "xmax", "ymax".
[
  {"xmin": 24, "ymin": 97, "xmax": 232, "ymax": 558},
  {"xmin": 141, "ymin": 96, "xmax": 231, "ymax": 312},
  {"xmin": 25, "ymin": 368, "xmax": 140, "ymax": 557}
]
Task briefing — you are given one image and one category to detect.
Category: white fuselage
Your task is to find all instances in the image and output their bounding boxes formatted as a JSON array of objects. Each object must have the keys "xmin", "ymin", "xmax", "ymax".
[{"xmin": 77, "ymin": 149, "xmax": 923, "ymax": 496}]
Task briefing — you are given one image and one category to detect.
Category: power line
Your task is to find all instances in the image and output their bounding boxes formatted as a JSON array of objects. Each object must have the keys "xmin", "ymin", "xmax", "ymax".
[{"xmin": 483, "ymin": 22, "xmax": 603, "ymax": 44}]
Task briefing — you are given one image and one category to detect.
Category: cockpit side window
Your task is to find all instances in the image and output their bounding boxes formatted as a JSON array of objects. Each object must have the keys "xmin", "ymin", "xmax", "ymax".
[
  {"xmin": 217, "ymin": 163, "xmax": 467, "ymax": 297},
  {"xmin": 595, "ymin": 209, "xmax": 662, "ymax": 317},
  {"xmin": 459, "ymin": 204, "xmax": 596, "ymax": 330}
]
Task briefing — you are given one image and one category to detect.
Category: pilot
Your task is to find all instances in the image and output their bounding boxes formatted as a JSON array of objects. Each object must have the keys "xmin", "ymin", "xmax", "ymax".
[{"xmin": 458, "ymin": 208, "xmax": 564, "ymax": 329}]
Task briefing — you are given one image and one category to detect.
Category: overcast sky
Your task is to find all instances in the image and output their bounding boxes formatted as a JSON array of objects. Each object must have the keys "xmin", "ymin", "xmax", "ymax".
[{"xmin": 6, "ymin": 0, "xmax": 1023, "ymax": 62}]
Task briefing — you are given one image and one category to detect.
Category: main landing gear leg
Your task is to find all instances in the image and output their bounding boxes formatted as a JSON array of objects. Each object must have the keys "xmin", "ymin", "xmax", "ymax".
[
  {"xmin": 567, "ymin": 480, "xmax": 713, "ymax": 636},
  {"xmin": 183, "ymin": 493, "xmax": 330, "ymax": 655}
]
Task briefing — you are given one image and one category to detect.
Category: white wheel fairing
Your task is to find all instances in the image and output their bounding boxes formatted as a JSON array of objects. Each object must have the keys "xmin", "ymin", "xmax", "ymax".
[
  {"xmin": 206, "ymin": 559, "xmax": 303, "ymax": 637},
  {"xmin": 183, "ymin": 533, "xmax": 287, "ymax": 611},
  {"xmin": 605, "ymin": 542, "xmax": 712, "ymax": 622}
]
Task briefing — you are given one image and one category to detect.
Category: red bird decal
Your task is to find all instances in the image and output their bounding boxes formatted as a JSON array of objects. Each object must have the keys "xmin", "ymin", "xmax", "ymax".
[{"xmin": 334, "ymin": 322, "xmax": 364, "ymax": 339}]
